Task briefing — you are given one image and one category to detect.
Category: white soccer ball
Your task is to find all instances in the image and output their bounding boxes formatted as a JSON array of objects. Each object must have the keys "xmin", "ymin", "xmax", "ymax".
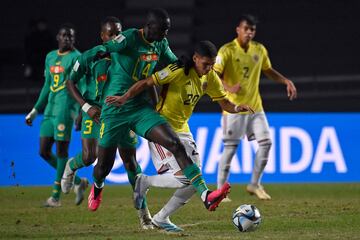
[{"xmin": 232, "ymin": 204, "xmax": 262, "ymax": 232}]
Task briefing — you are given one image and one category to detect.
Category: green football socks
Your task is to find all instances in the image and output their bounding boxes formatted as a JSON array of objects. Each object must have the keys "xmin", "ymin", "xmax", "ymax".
[
  {"xmin": 183, "ymin": 163, "xmax": 208, "ymax": 197},
  {"xmin": 51, "ymin": 156, "xmax": 67, "ymax": 200},
  {"xmin": 69, "ymin": 153, "xmax": 86, "ymax": 171}
]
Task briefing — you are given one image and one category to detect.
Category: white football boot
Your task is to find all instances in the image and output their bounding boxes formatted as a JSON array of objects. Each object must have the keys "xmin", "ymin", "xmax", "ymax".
[
  {"xmin": 61, "ymin": 158, "xmax": 75, "ymax": 194},
  {"xmin": 138, "ymin": 207, "xmax": 154, "ymax": 230},
  {"xmin": 43, "ymin": 196, "xmax": 61, "ymax": 207},
  {"xmin": 74, "ymin": 178, "xmax": 89, "ymax": 205},
  {"xmin": 152, "ymin": 214, "xmax": 183, "ymax": 232}
]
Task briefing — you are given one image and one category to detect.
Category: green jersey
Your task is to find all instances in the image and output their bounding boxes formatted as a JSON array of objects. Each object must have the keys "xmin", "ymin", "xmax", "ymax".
[
  {"xmin": 69, "ymin": 45, "xmax": 110, "ymax": 106},
  {"xmin": 34, "ymin": 49, "xmax": 81, "ymax": 118},
  {"xmin": 101, "ymin": 28, "xmax": 177, "ymax": 117}
]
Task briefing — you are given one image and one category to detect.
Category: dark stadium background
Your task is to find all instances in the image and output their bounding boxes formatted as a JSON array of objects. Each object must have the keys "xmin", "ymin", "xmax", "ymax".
[{"xmin": 0, "ymin": 0, "xmax": 359, "ymax": 112}]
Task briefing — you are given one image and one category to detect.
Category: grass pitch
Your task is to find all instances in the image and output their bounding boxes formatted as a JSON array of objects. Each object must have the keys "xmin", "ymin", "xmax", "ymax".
[{"xmin": 0, "ymin": 184, "xmax": 359, "ymax": 240}]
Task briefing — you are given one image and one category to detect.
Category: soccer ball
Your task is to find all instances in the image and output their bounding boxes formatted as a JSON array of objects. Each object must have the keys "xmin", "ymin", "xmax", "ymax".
[{"xmin": 232, "ymin": 204, "xmax": 261, "ymax": 232}]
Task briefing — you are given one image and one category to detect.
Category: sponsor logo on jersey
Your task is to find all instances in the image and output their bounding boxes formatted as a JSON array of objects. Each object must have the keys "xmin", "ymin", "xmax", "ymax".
[
  {"xmin": 140, "ymin": 54, "xmax": 158, "ymax": 62},
  {"xmin": 57, "ymin": 124, "xmax": 66, "ymax": 131},
  {"xmin": 50, "ymin": 66, "xmax": 65, "ymax": 74},
  {"xmin": 97, "ymin": 74, "xmax": 107, "ymax": 82},
  {"xmin": 253, "ymin": 54, "xmax": 259, "ymax": 63}
]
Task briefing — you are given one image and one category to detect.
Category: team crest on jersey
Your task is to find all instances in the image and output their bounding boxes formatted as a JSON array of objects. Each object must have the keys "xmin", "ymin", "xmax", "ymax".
[
  {"xmin": 253, "ymin": 54, "xmax": 259, "ymax": 63},
  {"xmin": 55, "ymin": 61, "xmax": 61, "ymax": 65},
  {"xmin": 57, "ymin": 123, "xmax": 66, "ymax": 131},
  {"xmin": 158, "ymin": 69, "xmax": 169, "ymax": 80},
  {"xmin": 50, "ymin": 66, "xmax": 65, "ymax": 74},
  {"xmin": 140, "ymin": 53, "xmax": 158, "ymax": 62}
]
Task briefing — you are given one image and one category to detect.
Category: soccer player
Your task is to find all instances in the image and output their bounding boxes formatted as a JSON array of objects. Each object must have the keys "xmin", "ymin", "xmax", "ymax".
[
  {"xmin": 215, "ymin": 14, "xmax": 297, "ymax": 200},
  {"xmin": 62, "ymin": 17, "xmax": 153, "ymax": 229},
  {"xmin": 88, "ymin": 8, "xmax": 231, "ymax": 213},
  {"xmin": 106, "ymin": 40, "xmax": 254, "ymax": 232},
  {"xmin": 25, "ymin": 24, "xmax": 88, "ymax": 207}
]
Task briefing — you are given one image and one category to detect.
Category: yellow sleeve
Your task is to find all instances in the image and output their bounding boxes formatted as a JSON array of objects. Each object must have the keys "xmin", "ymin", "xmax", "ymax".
[
  {"xmin": 261, "ymin": 45, "xmax": 272, "ymax": 71},
  {"xmin": 213, "ymin": 46, "xmax": 228, "ymax": 75},
  {"xmin": 152, "ymin": 63, "xmax": 183, "ymax": 86},
  {"xmin": 206, "ymin": 70, "xmax": 228, "ymax": 101}
]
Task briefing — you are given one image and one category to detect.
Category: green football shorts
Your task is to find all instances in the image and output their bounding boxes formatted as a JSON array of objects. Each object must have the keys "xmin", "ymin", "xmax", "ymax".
[
  {"xmin": 98, "ymin": 106, "xmax": 167, "ymax": 148},
  {"xmin": 40, "ymin": 115, "xmax": 73, "ymax": 141},
  {"xmin": 81, "ymin": 110, "xmax": 100, "ymax": 139}
]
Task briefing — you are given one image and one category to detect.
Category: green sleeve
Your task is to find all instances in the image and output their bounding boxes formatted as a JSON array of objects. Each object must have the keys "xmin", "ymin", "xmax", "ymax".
[
  {"xmin": 103, "ymin": 32, "xmax": 129, "ymax": 53},
  {"xmin": 70, "ymin": 45, "xmax": 105, "ymax": 83},
  {"xmin": 69, "ymin": 58, "xmax": 86, "ymax": 84},
  {"xmin": 34, "ymin": 58, "xmax": 51, "ymax": 111},
  {"xmin": 160, "ymin": 39, "xmax": 178, "ymax": 64}
]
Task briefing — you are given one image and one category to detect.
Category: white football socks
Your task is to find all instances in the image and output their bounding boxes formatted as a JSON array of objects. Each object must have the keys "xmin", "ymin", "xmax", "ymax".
[
  {"xmin": 156, "ymin": 185, "xmax": 196, "ymax": 221},
  {"xmin": 217, "ymin": 145, "xmax": 237, "ymax": 189},
  {"xmin": 144, "ymin": 173, "xmax": 185, "ymax": 189},
  {"xmin": 251, "ymin": 139, "xmax": 272, "ymax": 185}
]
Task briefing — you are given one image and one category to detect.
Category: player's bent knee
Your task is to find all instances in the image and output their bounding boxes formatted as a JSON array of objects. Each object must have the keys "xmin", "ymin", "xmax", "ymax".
[
  {"xmin": 123, "ymin": 161, "xmax": 137, "ymax": 172},
  {"xmin": 259, "ymin": 138, "xmax": 272, "ymax": 148},
  {"xmin": 39, "ymin": 150, "xmax": 51, "ymax": 160},
  {"xmin": 165, "ymin": 136, "xmax": 183, "ymax": 155},
  {"xmin": 82, "ymin": 151, "xmax": 97, "ymax": 166}
]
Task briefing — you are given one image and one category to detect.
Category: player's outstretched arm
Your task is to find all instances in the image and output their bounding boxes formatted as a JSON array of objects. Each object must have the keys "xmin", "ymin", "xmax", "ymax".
[
  {"xmin": 263, "ymin": 68, "xmax": 297, "ymax": 100},
  {"xmin": 218, "ymin": 99, "xmax": 254, "ymax": 114},
  {"xmin": 106, "ymin": 76, "xmax": 155, "ymax": 107},
  {"xmin": 66, "ymin": 80, "xmax": 101, "ymax": 124}
]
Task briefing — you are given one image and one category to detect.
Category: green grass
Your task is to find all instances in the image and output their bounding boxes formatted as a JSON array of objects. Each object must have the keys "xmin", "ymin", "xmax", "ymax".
[{"xmin": 0, "ymin": 184, "xmax": 359, "ymax": 240}]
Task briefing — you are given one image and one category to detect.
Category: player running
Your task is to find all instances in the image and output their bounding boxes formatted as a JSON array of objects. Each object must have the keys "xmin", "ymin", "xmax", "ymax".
[
  {"xmin": 25, "ymin": 24, "xmax": 88, "ymax": 207},
  {"xmin": 88, "ymin": 8, "xmax": 231, "ymax": 213},
  {"xmin": 106, "ymin": 40, "xmax": 253, "ymax": 232},
  {"xmin": 61, "ymin": 17, "xmax": 153, "ymax": 229},
  {"xmin": 215, "ymin": 14, "xmax": 297, "ymax": 200}
]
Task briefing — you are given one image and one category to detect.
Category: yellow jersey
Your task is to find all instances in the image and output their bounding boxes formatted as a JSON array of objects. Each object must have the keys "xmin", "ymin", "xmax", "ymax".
[
  {"xmin": 152, "ymin": 63, "xmax": 227, "ymax": 133},
  {"xmin": 214, "ymin": 39, "xmax": 272, "ymax": 113}
]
